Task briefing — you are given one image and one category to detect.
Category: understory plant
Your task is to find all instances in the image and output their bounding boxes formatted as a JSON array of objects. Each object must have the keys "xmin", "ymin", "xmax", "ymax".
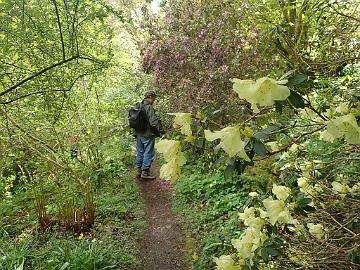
[{"xmin": 156, "ymin": 66, "xmax": 360, "ymax": 269}]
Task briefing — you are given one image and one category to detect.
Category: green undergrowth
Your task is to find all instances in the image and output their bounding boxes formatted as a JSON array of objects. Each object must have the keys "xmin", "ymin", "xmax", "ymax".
[
  {"xmin": 172, "ymin": 160, "xmax": 272, "ymax": 269},
  {"xmin": 0, "ymin": 163, "xmax": 144, "ymax": 270}
]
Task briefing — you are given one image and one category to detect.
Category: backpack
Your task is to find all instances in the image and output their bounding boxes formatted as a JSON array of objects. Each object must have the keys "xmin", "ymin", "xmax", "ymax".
[{"xmin": 128, "ymin": 102, "xmax": 148, "ymax": 132}]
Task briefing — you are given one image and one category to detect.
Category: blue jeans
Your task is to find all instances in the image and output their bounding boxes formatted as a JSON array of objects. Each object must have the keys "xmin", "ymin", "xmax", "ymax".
[{"xmin": 135, "ymin": 136, "xmax": 155, "ymax": 170}]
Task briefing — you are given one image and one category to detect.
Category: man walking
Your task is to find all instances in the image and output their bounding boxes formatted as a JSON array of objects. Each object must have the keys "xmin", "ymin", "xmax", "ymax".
[{"xmin": 135, "ymin": 90, "xmax": 164, "ymax": 180}]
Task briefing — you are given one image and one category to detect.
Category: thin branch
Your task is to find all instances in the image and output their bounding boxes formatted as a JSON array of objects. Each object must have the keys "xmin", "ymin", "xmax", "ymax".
[
  {"xmin": 51, "ymin": 0, "xmax": 66, "ymax": 60},
  {"xmin": 330, "ymin": 2, "xmax": 360, "ymax": 23},
  {"xmin": 0, "ymin": 55, "xmax": 79, "ymax": 97},
  {"xmin": 0, "ymin": 89, "xmax": 70, "ymax": 105},
  {"xmin": 0, "ymin": 107, "xmax": 55, "ymax": 152},
  {"xmin": 0, "ymin": 58, "xmax": 33, "ymax": 72},
  {"xmin": 255, "ymin": 125, "xmax": 326, "ymax": 161}
]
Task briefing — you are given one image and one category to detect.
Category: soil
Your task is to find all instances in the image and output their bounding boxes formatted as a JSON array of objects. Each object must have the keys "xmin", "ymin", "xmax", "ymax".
[{"xmin": 136, "ymin": 165, "xmax": 189, "ymax": 270}]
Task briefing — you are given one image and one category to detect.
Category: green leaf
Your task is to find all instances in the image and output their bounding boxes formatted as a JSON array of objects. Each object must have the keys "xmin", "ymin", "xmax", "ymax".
[
  {"xmin": 224, "ymin": 164, "xmax": 235, "ymax": 180},
  {"xmin": 214, "ymin": 156, "xmax": 228, "ymax": 165},
  {"xmin": 234, "ymin": 159, "xmax": 253, "ymax": 174},
  {"xmin": 254, "ymin": 126, "xmax": 280, "ymax": 140},
  {"xmin": 194, "ymin": 138, "xmax": 205, "ymax": 149},
  {"xmin": 288, "ymin": 90, "xmax": 305, "ymax": 108},
  {"xmin": 261, "ymin": 247, "xmax": 279, "ymax": 263},
  {"xmin": 59, "ymin": 262, "xmax": 70, "ymax": 270},
  {"xmin": 274, "ymin": 101, "xmax": 284, "ymax": 114},
  {"xmin": 252, "ymin": 139, "xmax": 268, "ymax": 156},
  {"xmin": 15, "ymin": 259, "xmax": 25, "ymax": 270},
  {"xmin": 302, "ymin": 205, "xmax": 316, "ymax": 212},
  {"xmin": 287, "ymin": 74, "xmax": 307, "ymax": 86}
]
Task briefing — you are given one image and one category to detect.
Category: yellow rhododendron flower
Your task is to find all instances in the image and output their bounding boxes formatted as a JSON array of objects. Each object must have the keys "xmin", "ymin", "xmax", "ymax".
[
  {"xmin": 232, "ymin": 227, "xmax": 268, "ymax": 260},
  {"xmin": 272, "ymin": 184, "xmax": 291, "ymax": 201},
  {"xmin": 247, "ymin": 217, "xmax": 265, "ymax": 231},
  {"xmin": 204, "ymin": 126, "xmax": 250, "ymax": 160},
  {"xmin": 159, "ymin": 158, "xmax": 185, "ymax": 180},
  {"xmin": 239, "ymin": 207, "xmax": 265, "ymax": 230},
  {"xmin": 156, "ymin": 140, "xmax": 182, "ymax": 160},
  {"xmin": 156, "ymin": 140, "xmax": 186, "ymax": 180},
  {"xmin": 249, "ymin": 192, "xmax": 259, "ymax": 197},
  {"xmin": 241, "ymin": 127, "xmax": 254, "ymax": 138},
  {"xmin": 297, "ymin": 177, "xmax": 316, "ymax": 196},
  {"xmin": 262, "ymin": 198, "xmax": 296, "ymax": 225},
  {"xmin": 331, "ymin": 181, "xmax": 350, "ymax": 195},
  {"xmin": 335, "ymin": 103, "xmax": 349, "ymax": 114},
  {"xmin": 168, "ymin": 113, "xmax": 192, "ymax": 136},
  {"xmin": 239, "ymin": 207, "xmax": 256, "ymax": 220},
  {"xmin": 351, "ymin": 183, "xmax": 360, "ymax": 193},
  {"xmin": 320, "ymin": 113, "xmax": 360, "ymax": 144},
  {"xmin": 231, "ymin": 77, "xmax": 290, "ymax": 113},
  {"xmin": 307, "ymin": 223, "xmax": 325, "ymax": 239},
  {"xmin": 213, "ymin": 255, "xmax": 241, "ymax": 270}
]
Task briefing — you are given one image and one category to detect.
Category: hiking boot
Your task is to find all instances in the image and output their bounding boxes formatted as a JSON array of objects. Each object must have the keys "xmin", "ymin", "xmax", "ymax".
[
  {"xmin": 141, "ymin": 169, "xmax": 156, "ymax": 180},
  {"xmin": 135, "ymin": 168, "xmax": 142, "ymax": 179}
]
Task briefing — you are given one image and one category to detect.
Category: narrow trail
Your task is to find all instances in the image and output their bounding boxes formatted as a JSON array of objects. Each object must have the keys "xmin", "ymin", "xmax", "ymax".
[{"xmin": 136, "ymin": 165, "xmax": 189, "ymax": 270}]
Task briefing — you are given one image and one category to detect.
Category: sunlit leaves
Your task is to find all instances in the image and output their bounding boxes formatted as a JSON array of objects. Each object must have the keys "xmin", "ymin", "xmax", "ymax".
[
  {"xmin": 320, "ymin": 113, "xmax": 360, "ymax": 144},
  {"xmin": 231, "ymin": 77, "xmax": 290, "ymax": 113},
  {"xmin": 204, "ymin": 126, "xmax": 250, "ymax": 160},
  {"xmin": 155, "ymin": 139, "xmax": 186, "ymax": 180},
  {"xmin": 168, "ymin": 113, "xmax": 192, "ymax": 136}
]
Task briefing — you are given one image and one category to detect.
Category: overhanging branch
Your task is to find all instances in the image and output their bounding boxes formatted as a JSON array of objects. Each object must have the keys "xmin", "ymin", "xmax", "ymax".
[
  {"xmin": 0, "ymin": 55, "xmax": 79, "ymax": 97},
  {"xmin": 0, "ymin": 89, "xmax": 70, "ymax": 105}
]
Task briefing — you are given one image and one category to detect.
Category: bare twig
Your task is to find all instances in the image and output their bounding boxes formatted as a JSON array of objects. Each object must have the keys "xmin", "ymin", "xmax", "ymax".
[{"xmin": 51, "ymin": 0, "xmax": 66, "ymax": 60}]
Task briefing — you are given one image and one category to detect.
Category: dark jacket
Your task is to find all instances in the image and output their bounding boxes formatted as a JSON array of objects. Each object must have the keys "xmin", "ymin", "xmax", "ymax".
[{"xmin": 136, "ymin": 99, "xmax": 164, "ymax": 138}]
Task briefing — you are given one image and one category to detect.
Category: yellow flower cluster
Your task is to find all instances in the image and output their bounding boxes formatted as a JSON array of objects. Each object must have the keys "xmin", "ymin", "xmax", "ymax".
[
  {"xmin": 214, "ymin": 184, "xmax": 296, "ymax": 269},
  {"xmin": 204, "ymin": 126, "xmax": 250, "ymax": 160},
  {"xmin": 168, "ymin": 113, "xmax": 192, "ymax": 136},
  {"xmin": 320, "ymin": 113, "xmax": 360, "ymax": 144},
  {"xmin": 231, "ymin": 77, "xmax": 290, "ymax": 113},
  {"xmin": 156, "ymin": 139, "xmax": 186, "ymax": 180},
  {"xmin": 307, "ymin": 223, "xmax": 325, "ymax": 240}
]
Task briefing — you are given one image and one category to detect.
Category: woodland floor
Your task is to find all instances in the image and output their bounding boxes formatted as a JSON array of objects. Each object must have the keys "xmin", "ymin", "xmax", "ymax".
[{"xmin": 136, "ymin": 164, "xmax": 190, "ymax": 270}]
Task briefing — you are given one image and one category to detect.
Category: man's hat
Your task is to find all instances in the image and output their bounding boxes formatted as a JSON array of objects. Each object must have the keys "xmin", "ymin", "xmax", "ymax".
[{"xmin": 144, "ymin": 90, "xmax": 157, "ymax": 98}]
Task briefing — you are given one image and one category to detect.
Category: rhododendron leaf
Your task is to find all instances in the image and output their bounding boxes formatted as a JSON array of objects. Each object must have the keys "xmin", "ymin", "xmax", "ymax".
[
  {"xmin": 204, "ymin": 126, "xmax": 250, "ymax": 160},
  {"xmin": 231, "ymin": 77, "xmax": 290, "ymax": 113},
  {"xmin": 168, "ymin": 113, "xmax": 192, "ymax": 136},
  {"xmin": 288, "ymin": 90, "xmax": 305, "ymax": 108}
]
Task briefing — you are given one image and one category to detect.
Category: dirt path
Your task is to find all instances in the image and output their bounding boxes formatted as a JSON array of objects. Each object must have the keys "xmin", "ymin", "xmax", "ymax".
[{"xmin": 136, "ymin": 166, "xmax": 189, "ymax": 270}]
